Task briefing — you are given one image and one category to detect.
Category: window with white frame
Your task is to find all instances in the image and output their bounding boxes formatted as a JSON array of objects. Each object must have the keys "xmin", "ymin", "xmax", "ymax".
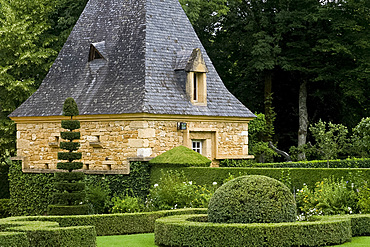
[{"xmin": 192, "ymin": 140, "xmax": 202, "ymax": 154}]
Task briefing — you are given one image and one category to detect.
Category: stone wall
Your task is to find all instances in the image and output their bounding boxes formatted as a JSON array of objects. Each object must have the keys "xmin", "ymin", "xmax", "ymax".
[{"xmin": 15, "ymin": 117, "xmax": 252, "ymax": 173}]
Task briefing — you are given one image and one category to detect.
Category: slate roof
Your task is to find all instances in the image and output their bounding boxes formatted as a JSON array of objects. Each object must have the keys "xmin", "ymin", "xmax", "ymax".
[{"xmin": 9, "ymin": 0, "xmax": 255, "ymax": 119}]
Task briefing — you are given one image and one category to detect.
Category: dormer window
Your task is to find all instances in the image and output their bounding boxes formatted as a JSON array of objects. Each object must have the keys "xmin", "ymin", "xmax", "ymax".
[
  {"xmin": 88, "ymin": 41, "xmax": 107, "ymax": 62},
  {"xmin": 175, "ymin": 48, "xmax": 208, "ymax": 106}
]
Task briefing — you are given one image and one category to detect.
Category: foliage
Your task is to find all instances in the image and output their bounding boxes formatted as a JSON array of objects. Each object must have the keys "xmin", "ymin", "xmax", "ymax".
[
  {"xmin": 0, "ymin": 217, "xmax": 96, "ymax": 247},
  {"xmin": 208, "ymin": 175, "xmax": 296, "ymax": 223},
  {"xmin": 296, "ymin": 177, "xmax": 359, "ymax": 219},
  {"xmin": 310, "ymin": 120, "xmax": 349, "ymax": 164},
  {"xmin": 351, "ymin": 117, "xmax": 370, "ymax": 158},
  {"xmin": 110, "ymin": 194, "xmax": 144, "ymax": 213},
  {"xmin": 0, "ymin": 199, "xmax": 10, "ymax": 218},
  {"xmin": 9, "ymin": 160, "xmax": 54, "ymax": 216},
  {"xmin": 357, "ymin": 182, "xmax": 370, "ymax": 214},
  {"xmin": 0, "ymin": 0, "xmax": 87, "ymax": 162},
  {"xmin": 155, "ymin": 214, "xmax": 355, "ymax": 247},
  {"xmin": 16, "ymin": 208, "xmax": 206, "ymax": 236},
  {"xmin": 248, "ymin": 113, "xmax": 278, "ymax": 163},
  {"xmin": 49, "ymin": 97, "xmax": 87, "ymax": 215},
  {"xmin": 85, "ymin": 182, "xmax": 111, "ymax": 214},
  {"xmin": 146, "ymin": 170, "xmax": 215, "ymax": 211},
  {"xmin": 148, "ymin": 145, "xmax": 211, "ymax": 167},
  {"xmin": 219, "ymin": 159, "xmax": 256, "ymax": 167},
  {"xmin": 150, "ymin": 166, "xmax": 370, "ymax": 195},
  {"xmin": 0, "ymin": 159, "xmax": 9, "ymax": 199}
]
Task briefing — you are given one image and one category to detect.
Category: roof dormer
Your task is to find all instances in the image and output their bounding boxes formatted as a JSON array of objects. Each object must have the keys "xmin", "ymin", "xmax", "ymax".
[
  {"xmin": 175, "ymin": 48, "xmax": 208, "ymax": 106},
  {"xmin": 88, "ymin": 41, "xmax": 107, "ymax": 62}
]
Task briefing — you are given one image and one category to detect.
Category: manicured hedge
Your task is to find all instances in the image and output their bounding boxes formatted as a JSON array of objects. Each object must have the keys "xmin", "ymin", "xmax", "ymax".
[
  {"xmin": 0, "ymin": 160, "xmax": 10, "ymax": 199},
  {"xmin": 9, "ymin": 161, "xmax": 151, "ymax": 216},
  {"xmin": 155, "ymin": 214, "xmax": 370, "ymax": 247},
  {"xmin": 0, "ymin": 217, "xmax": 96, "ymax": 247},
  {"xmin": 221, "ymin": 158, "xmax": 370, "ymax": 168},
  {"xmin": 23, "ymin": 208, "xmax": 207, "ymax": 236},
  {"xmin": 151, "ymin": 166, "xmax": 370, "ymax": 189},
  {"xmin": 0, "ymin": 199, "xmax": 10, "ymax": 218}
]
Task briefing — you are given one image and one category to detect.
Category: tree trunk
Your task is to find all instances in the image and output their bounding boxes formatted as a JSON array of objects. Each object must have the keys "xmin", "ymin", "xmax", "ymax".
[
  {"xmin": 298, "ymin": 80, "xmax": 308, "ymax": 160},
  {"xmin": 264, "ymin": 71, "xmax": 273, "ymax": 142}
]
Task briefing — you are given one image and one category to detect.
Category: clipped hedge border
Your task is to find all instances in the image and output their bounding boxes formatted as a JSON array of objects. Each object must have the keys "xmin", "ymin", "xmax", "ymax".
[
  {"xmin": 15, "ymin": 208, "xmax": 207, "ymax": 236},
  {"xmin": 150, "ymin": 166, "xmax": 370, "ymax": 189},
  {"xmin": 221, "ymin": 158, "xmax": 370, "ymax": 168},
  {"xmin": 155, "ymin": 214, "xmax": 370, "ymax": 247},
  {"xmin": 0, "ymin": 217, "xmax": 96, "ymax": 247}
]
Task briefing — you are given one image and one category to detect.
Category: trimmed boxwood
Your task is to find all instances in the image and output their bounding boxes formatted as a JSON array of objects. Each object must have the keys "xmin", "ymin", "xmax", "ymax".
[
  {"xmin": 57, "ymin": 152, "xmax": 82, "ymax": 161},
  {"xmin": 221, "ymin": 158, "xmax": 370, "ymax": 168},
  {"xmin": 0, "ymin": 199, "xmax": 10, "ymax": 218},
  {"xmin": 155, "ymin": 214, "xmax": 354, "ymax": 247},
  {"xmin": 208, "ymin": 175, "xmax": 296, "ymax": 223},
  {"xmin": 59, "ymin": 142, "xmax": 80, "ymax": 152},
  {"xmin": 56, "ymin": 162, "xmax": 83, "ymax": 171},
  {"xmin": 151, "ymin": 166, "xmax": 370, "ymax": 190},
  {"xmin": 61, "ymin": 120, "xmax": 80, "ymax": 130},
  {"xmin": 48, "ymin": 205, "xmax": 90, "ymax": 216},
  {"xmin": 0, "ymin": 217, "xmax": 96, "ymax": 247},
  {"xmin": 149, "ymin": 145, "xmax": 211, "ymax": 167},
  {"xmin": 11, "ymin": 208, "xmax": 207, "ymax": 236},
  {"xmin": 55, "ymin": 172, "xmax": 85, "ymax": 182},
  {"xmin": 61, "ymin": 132, "xmax": 81, "ymax": 141},
  {"xmin": 54, "ymin": 182, "xmax": 85, "ymax": 192},
  {"xmin": 0, "ymin": 232, "xmax": 29, "ymax": 247}
]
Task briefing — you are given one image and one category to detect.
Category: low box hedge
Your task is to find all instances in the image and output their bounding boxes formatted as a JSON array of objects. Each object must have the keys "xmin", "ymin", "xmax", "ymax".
[
  {"xmin": 155, "ymin": 214, "xmax": 370, "ymax": 247},
  {"xmin": 0, "ymin": 217, "xmax": 96, "ymax": 247},
  {"xmin": 17, "ymin": 208, "xmax": 207, "ymax": 236},
  {"xmin": 220, "ymin": 158, "xmax": 370, "ymax": 168},
  {"xmin": 151, "ymin": 166, "xmax": 370, "ymax": 189}
]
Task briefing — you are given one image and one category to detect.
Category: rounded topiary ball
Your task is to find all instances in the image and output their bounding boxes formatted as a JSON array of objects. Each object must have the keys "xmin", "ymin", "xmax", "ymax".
[{"xmin": 208, "ymin": 175, "xmax": 296, "ymax": 223}]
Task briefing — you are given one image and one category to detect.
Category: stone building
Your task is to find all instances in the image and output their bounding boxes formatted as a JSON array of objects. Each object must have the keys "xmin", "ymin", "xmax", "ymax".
[{"xmin": 9, "ymin": 0, "xmax": 255, "ymax": 174}]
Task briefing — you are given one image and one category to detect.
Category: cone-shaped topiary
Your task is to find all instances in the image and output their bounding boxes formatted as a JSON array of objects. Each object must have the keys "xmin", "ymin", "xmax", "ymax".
[
  {"xmin": 48, "ymin": 97, "xmax": 88, "ymax": 215},
  {"xmin": 208, "ymin": 175, "xmax": 297, "ymax": 223},
  {"xmin": 149, "ymin": 145, "xmax": 211, "ymax": 167}
]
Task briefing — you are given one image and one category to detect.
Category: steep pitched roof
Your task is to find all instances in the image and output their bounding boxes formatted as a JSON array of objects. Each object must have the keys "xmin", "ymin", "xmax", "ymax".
[{"xmin": 9, "ymin": 0, "xmax": 255, "ymax": 118}]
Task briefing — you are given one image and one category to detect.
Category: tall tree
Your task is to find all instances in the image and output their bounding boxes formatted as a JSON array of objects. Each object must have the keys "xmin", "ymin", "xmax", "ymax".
[{"xmin": 0, "ymin": 0, "xmax": 87, "ymax": 164}]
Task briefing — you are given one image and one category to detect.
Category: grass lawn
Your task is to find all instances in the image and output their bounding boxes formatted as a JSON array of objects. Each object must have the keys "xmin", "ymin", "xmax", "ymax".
[{"xmin": 97, "ymin": 234, "xmax": 370, "ymax": 247}]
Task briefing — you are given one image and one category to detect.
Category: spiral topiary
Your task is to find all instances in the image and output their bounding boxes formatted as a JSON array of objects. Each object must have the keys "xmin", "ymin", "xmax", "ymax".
[
  {"xmin": 208, "ymin": 175, "xmax": 296, "ymax": 223},
  {"xmin": 48, "ymin": 97, "xmax": 88, "ymax": 215}
]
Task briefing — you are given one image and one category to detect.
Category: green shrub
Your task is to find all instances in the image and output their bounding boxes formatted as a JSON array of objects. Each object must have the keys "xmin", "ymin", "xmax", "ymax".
[
  {"xmin": 150, "ymin": 166, "xmax": 370, "ymax": 192},
  {"xmin": 0, "ymin": 199, "xmax": 10, "ymax": 218},
  {"xmin": 296, "ymin": 177, "xmax": 358, "ymax": 219},
  {"xmin": 17, "ymin": 208, "xmax": 207, "ymax": 236},
  {"xmin": 110, "ymin": 194, "xmax": 143, "ymax": 213},
  {"xmin": 352, "ymin": 117, "xmax": 370, "ymax": 158},
  {"xmin": 357, "ymin": 181, "xmax": 370, "ymax": 214},
  {"xmin": 0, "ymin": 232, "xmax": 29, "ymax": 247},
  {"xmin": 49, "ymin": 97, "xmax": 87, "ymax": 216},
  {"xmin": 86, "ymin": 183, "xmax": 111, "ymax": 214},
  {"xmin": 155, "ymin": 214, "xmax": 352, "ymax": 247},
  {"xmin": 0, "ymin": 160, "xmax": 10, "ymax": 199},
  {"xmin": 208, "ymin": 175, "xmax": 296, "ymax": 223},
  {"xmin": 9, "ymin": 161, "xmax": 150, "ymax": 216},
  {"xmin": 220, "ymin": 158, "xmax": 370, "ymax": 168},
  {"xmin": 149, "ymin": 145, "xmax": 211, "ymax": 167},
  {"xmin": 146, "ymin": 170, "xmax": 215, "ymax": 211},
  {"xmin": 9, "ymin": 160, "xmax": 54, "ymax": 216},
  {"xmin": 0, "ymin": 217, "xmax": 96, "ymax": 246}
]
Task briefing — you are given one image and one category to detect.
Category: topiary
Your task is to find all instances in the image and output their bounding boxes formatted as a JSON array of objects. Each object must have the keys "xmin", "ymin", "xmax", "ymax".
[
  {"xmin": 149, "ymin": 145, "xmax": 211, "ymax": 167},
  {"xmin": 208, "ymin": 175, "xmax": 296, "ymax": 223},
  {"xmin": 48, "ymin": 97, "xmax": 88, "ymax": 215}
]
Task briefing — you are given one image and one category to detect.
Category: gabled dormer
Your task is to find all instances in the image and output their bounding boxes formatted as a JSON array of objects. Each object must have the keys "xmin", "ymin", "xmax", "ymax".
[
  {"xmin": 88, "ymin": 41, "xmax": 107, "ymax": 61},
  {"xmin": 175, "ymin": 48, "xmax": 208, "ymax": 106}
]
